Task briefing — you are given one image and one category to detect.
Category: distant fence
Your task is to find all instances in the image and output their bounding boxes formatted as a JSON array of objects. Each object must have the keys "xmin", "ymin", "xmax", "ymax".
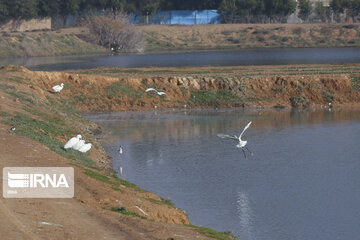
[{"xmin": 131, "ymin": 10, "xmax": 221, "ymax": 25}]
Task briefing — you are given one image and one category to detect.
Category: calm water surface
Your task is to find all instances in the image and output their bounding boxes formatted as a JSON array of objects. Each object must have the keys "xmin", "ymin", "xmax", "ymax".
[
  {"xmin": 87, "ymin": 109, "xmax": 360, "ymax": 240},
  {"xmin": 2, "ymin": 48, "xmax": 360, "ymax": 70}
]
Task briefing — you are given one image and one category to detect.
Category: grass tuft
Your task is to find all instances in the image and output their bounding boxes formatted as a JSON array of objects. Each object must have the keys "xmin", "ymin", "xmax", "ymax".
[
  {"xmin": 189, "ymin": 90, "xmax": 242, "ymax": 106},
  {"xmin": 111, "ymin": 206, "xmax": 146, "ymax": 219},
  {"xmin": 190, "ymin": 225, "xmax": 238, "ymax": 240}
]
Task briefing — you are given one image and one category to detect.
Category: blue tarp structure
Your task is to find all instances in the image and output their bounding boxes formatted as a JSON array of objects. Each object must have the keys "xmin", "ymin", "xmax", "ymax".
[{"xmin": 131, "ymin": 10, "xmax": 220, "ymax": 25}]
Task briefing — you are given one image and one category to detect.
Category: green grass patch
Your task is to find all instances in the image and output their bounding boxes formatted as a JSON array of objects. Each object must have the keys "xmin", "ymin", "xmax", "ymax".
[
  {"xmin": 0, "ymin": 111, "xmax": 12, "ymax": 117},
  {"xmin": 146, "ymin": 197, "xmax": 176, "ymax": 208},
  {"xmin": 0, "ymin": 83, "xmax": 36, "ymax": 104},
  {"xmin": 84, "ymin": 169, "xmax": 113, "ymax": 184},
  {"xmin": 179, "ymin": 86, "xmax": 188, "ymax": 95},
  {"xmin": 110, "ymin": 206, "xmax": 146, "ymax": 219},
  {"xmin": 322, "ymin": 88, "xmax": 334, "ymax": 102},
  {"xmin": 351, "ymin": 75, "xmax": 360, "ymax": 91},
  {"xmin": 2, "ymin": 113, "xmax": 93, "ymax": 166},
  {"xmin": 289, "ymin": 96, "xmax": 307, "ymax": 108},
  {"xmin": 6, "ymin": 76, "xmax": 29, "ymax": 83},
  {"xmin": 189, "ymin": 90, "xmax": 242, "ymax": 106},
  {"xmin": 105, "ymin": 81, "xmax": 143, "ymax": 100},
  {"xmin": 83, "ymin": 168, "xmax": 145, "ymax": 192},
  {"xmin": 190, "ymin": 225, "xmax": 237, "ymax": 240}
]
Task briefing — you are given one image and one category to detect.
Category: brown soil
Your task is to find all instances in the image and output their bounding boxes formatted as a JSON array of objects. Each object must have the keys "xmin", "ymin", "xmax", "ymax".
[{"xmin": 28, "ymin": 64, "xmax": 360, "ymax": 111}]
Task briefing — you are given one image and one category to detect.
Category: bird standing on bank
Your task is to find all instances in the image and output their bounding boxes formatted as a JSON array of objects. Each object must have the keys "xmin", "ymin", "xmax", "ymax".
[
  {"xmin": 217, "ymin": 121, "xmax": 253, "ymax": 159},
  {"xmin": 64, "ymin": 135, "xmax": 82, "ymax": 149},
  {"xmin": 145, "ymin": 88, "xmax": 167, "ymax": 96},
  {"xmin": 52, "ymin": 83, "xmax": 64, "ymax": 93}
]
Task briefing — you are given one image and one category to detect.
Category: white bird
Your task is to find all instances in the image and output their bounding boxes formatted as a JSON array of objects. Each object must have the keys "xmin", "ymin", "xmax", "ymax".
[
  {"xmin": 217, "ymin": 121, "xmax": 253, "ymax": 159},
  {"xmin": 10, "ymin": 127, "xmax": 16, "ymax": 131},
  {"xmin": 64, "ymin": 135, "xmax": 82, "ymax": 149},
  {"xmin": 78, "ymin": 143, "xmax": 92, "ymax": 153},
  {"xmin": 72, "ymin": 139, "xmax": 85, "ymax": 150},
  {"xmin": 52, "ymin": 83, "xmax": 64, "ymax": 93},
  {"xmin": 145, "ymin": 88, "xmax": 167, "ymax": 96},
  {"xmin": 118, "ymin": 145, "xmax": 123, "ymax": 154}
]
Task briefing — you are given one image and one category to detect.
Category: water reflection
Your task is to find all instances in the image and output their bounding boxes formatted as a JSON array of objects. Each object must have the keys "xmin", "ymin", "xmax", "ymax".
[
  {"xmin": 87, "ymin": 109, "xmax": 360, "ymax": 239},
  {"xmin": 2, "ymin": 48, "xmax": 360, "ymax": 71},
  {"xmin": 237, "ymin": 191, "xmax": 254, "ymax": 240},
  {"xmin": 88, "ymin": 109, "xmax": 360, "ymax": 145}
]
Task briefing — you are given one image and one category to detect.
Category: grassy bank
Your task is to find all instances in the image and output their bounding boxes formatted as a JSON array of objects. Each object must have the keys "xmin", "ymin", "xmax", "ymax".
[
  {"xmin": 140, "ymin": 23, "xmax": 360, "ymax": 52},
  {"xmin": 2, "ymin": 23, "xmax": 360, "ymax": 58},
  {"xmin": 0, "ymin": 28, "xmax": 106, "ymax": 58}
]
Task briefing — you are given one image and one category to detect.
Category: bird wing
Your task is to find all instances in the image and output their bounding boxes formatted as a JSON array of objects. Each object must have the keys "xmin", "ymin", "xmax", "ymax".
[
  {"xmin": 64, "ymin": 137, "xmax": 78, "ymax": 149},
  {"xmin": 217, "ymin": 134, "xmax": 238, "ymax": 140},
  {"xmin": 158, "ymin": 92, "xmax": 167, "ymax": 95},
  {"xmin": 73, "ymin": 140, "xmax": 85, "ymax": 150},
  {"xmin": 145, "ymin": 88, "xmax": 156, "ymax": 92},
  {"xmin": 52, "ymin": 85, "xmax": 60, "ymax": 91},
  {"xmin": 239, "ymin": 121, "xmax": 252, "ymax": 139}
]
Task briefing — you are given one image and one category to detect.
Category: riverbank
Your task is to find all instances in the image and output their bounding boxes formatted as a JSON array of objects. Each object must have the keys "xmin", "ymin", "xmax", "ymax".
[
  {"xmin": 0, "ymin": 65, "xmax": 235, "ymax": 240},
  {"xmin": 41, "ymin": 63, "xmax": 360, "ymax": 111},
  {"xmin": 2, "ymin": 23, "xmax": 360, "ymax": 58},
  {"xmin": 141, "ymin": 23, "xmax": 360, "ymax": 52},
  {"xmin": 0, "ymin": 27, "xmax": 107, "ymax": 58}
]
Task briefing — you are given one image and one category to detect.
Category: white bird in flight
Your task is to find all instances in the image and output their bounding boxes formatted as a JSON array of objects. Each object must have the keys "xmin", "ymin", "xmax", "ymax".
[
  {"xmin": 52, "ymin": 83, "xmax": 64, "ymax": 93},
  {"xmin": 217, "ymin": 121, "xmax": 253, "ymax": 159},
  {"xmin": 78, "ymin": 143, "xmax": 92, "ymax": 153},
  {"xmin": 145, "ymin": 88, "xmax": 167, "ymax": 96},
  {"xmin": 64, "ymin": 134, "xmax": 82, "ymax": 149}
]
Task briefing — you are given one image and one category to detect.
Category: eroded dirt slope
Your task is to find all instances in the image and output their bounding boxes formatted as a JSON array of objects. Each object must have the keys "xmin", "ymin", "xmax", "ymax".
[{"xmin": 23, "ymin": 64, "xmax": 360, "ymax": 112}]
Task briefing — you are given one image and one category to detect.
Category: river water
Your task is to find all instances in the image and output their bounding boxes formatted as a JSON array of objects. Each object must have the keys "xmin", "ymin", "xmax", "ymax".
[
  {"xmin": 1, "ymin": 47, "xmax": 360, "ymax": 70},
  {"xmin": 87, "ymin": 109, "xmax": 360, "ymax": 240}
]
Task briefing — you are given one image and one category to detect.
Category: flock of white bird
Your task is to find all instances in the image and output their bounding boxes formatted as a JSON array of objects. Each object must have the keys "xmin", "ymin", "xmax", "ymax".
[
  {"xmin": 64, "ymin": 134, "xmax": 92, "ymax": 153},
  {"xmin": 52, "ymin": 83, "xmax": 168, "ymax": 154},
  {"xmin": 53, "ymin": 82, "xmax": 254, "ymax": 159},
  {"xmin": 51, "ymin": 83, "xmax": 93, "ymax": 153}
]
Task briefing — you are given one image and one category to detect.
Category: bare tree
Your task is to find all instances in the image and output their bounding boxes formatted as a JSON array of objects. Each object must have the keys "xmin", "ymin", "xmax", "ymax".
[{"xmin": 87, "ymin": 15, "xmax": 144, "ymax": 53}]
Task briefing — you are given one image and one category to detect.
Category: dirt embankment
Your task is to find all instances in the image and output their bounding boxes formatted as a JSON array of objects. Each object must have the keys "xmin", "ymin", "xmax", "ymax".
[
  {"xmin": 0, "ymin": 66, "xmax": 234, "ymax": 240},
  {"xmin": 25, "ymin": 64, "xmax": 360, "ymax": 112}
]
